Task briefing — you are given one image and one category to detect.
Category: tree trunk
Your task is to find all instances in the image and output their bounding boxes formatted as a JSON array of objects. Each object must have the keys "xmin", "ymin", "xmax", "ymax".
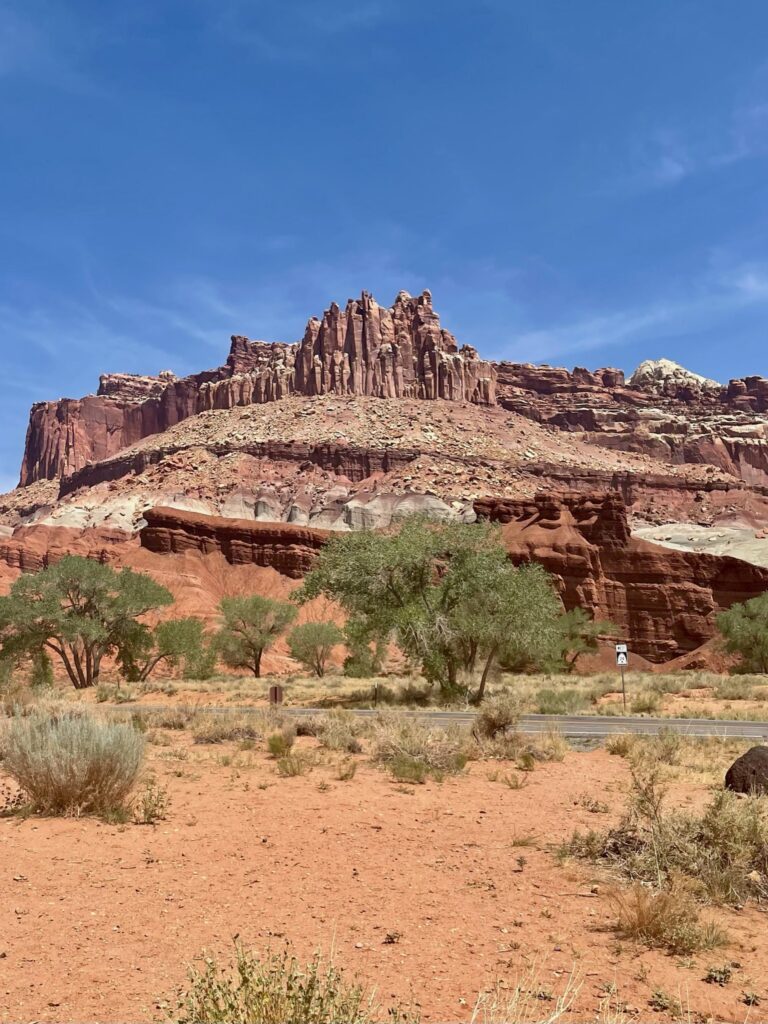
[{"xmin": 474, "ymin": 644, "xmax": 498, "ymax": 704}]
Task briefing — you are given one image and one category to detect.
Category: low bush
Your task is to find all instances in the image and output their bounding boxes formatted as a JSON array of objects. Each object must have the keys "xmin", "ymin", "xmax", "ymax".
[
  {"xmin": 474, "ymin": 693, "xmax": 524, "ymax": 740},
  {"xmin": 0, "ymin": 708, "xmax": 144, "ymax": 816},
  {"xmin": 132, "ymin": 778, "xmax": 170, "ymax": 824},
  {"xmin": 389, "ymin": 754, "xmax": 430, "ymax": 784},
  {"xmin": 630, "ymin": 691, "xmax": 661, "ymax": 715},
  {"xmin": 605, "ymin": 733, "xmax": 635, "ymax": 757},
  {"xmin": 267, "ymin": 727, "xmax": 296, "ymax": 758},
  {"xmin": 173, "ymin": 943, "xmax": 417, "ymax": 1024},
  {"xmin": 567, "ymin": 759, "xmax": 768, "ymax": 906},
  {"xmin": 713, "ymin": 677, "xmax": 757, "ymax": 701},
  {"xmin": 371, "ymin": 713, "xmax": 467, "ymax": 780},
  {"xmin": 313, "ymin": 710, "xmax": 364, "ymax": 753},
  {"xmin": 144, "ymin": 709, "xmax": 192, "ymax": 731},
  {"xmin": 276, "ymin": 752, "xmax": 315, "ymax": 777},
  {"xmin": 192, "ymin": 715, "xmax": 261, "ymax": 745},
  {"xmin": 612, "ymin": 878, "xmax": 728, "ymax": 954},
  {"xmin": 534, "ymin": 687, "xmax": 588, "ymax": 715}
]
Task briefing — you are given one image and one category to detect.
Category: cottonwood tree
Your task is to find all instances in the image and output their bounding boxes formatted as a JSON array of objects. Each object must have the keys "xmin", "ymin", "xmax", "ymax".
[
  {"xmin": 287, "ymin": 621, "xmax": 343, "ymax": 677},
  {"xmin": 717, "ymin": 594, "xmax": 768, "ymax": 673},
  {"xmin": 216, "ymin": 595, "xmax": 296, "ymax": 678},
  {"xmin": 297, "ymin": 516, "xmax": 564, "ymax": 698},
  {"xmin": 554, "ymin": 607, "xmax": 616, "ymax": 673},
  {"xmin": 0, "ymin": 556, "xmax": 173, "ymax": 689},
  {"xmin": 117, "ymin": 617, "xmax": 208, "ymax": 682}
]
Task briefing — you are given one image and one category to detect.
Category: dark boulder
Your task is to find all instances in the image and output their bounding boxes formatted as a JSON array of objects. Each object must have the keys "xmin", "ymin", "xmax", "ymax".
[{"xmin": 725, "ymin": 745, "xmax": 768, "ymax": 795}]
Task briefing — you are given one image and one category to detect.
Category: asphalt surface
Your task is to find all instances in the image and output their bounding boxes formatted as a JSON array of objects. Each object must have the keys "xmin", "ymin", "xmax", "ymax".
[{"xmin": 116, "ymin": 704, "xmax": 768, "ymax": 740}]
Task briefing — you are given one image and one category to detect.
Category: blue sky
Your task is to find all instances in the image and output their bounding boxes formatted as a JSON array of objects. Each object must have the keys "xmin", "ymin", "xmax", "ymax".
[{"xmin": 2, "ymin": 0, "xmax": 768, "ymax": 491}]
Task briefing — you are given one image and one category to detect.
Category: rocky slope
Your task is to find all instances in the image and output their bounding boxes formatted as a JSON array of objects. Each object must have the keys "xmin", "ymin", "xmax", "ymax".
[
  {"xmin": 7, "ymin": 291, "xmax": 768, "ymax": 538},
  {"xmin": 20, "ymin": 290, "xmax": 495, "ymax": 485}
]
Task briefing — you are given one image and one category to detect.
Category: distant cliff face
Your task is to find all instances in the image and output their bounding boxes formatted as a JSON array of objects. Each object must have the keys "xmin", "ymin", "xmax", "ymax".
[{"xmin": 19, "ymin": 289, "xmax": 496, "ymax": 485}]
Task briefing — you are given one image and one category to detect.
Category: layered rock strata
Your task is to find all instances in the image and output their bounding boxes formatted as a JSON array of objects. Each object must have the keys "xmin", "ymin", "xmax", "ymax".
[
  {"xmin": 474, "ymin": 491, "xmax": 768, "ymax": 662},
  {"xmin": 140, "ymin": 507, "xmax": 329, "ymax": 578},
  {"xmin": 20, "ymin": 290, "xmax": 496, "ymax": 484}
]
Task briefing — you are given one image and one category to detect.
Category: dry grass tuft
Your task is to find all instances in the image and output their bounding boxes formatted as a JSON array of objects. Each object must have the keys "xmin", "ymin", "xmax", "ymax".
[
  {"xmin": 371, "ymin": 712, "xmax": 468, "ymax": 781},
  {"xmin": 612, "ymin": 878, "xmax": 728, "ymax": 954}
]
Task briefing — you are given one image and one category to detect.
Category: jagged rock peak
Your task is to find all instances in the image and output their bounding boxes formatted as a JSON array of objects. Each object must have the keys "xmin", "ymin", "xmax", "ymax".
[{"xmin": 629, "ymin": 358, "xmax": 720, "ymax": 397}]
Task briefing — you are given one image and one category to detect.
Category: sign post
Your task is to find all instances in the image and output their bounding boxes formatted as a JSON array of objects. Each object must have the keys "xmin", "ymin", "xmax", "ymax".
[
  {"xmin": 268, "ymin": 684, "xmax": 284, "ymax": 706},
  {"xmin": 615, "ymin": 643, "xmax": 628, "ymax": 711}
]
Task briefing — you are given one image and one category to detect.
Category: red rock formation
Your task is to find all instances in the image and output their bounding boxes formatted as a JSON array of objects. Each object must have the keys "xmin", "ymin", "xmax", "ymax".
[
  {"xmin": 475, "ymin": 491, "xmax": 768, "ymax": 662},
  {"xmin": 140, "ymin": 507, "xmax": 330, "ymax": 578},
  {"xmin": 0, "ymin": 525, "xmax": 134, "ymax": 586},
  {"xmin": 20, "ymin": 290, "xmax": 496, "ymax": 486}
]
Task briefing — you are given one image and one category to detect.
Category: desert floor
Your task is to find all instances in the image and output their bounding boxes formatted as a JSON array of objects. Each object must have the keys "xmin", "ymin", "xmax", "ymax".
[{"xmin": 1, "ymin": 727, "xmax": 766, "ymax": 1023}]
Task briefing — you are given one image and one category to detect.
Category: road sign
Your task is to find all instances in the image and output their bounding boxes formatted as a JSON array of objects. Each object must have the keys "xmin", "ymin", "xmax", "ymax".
[{"xmin": 615, "ymin": 643, "xmax": 629, "ymax": 710}]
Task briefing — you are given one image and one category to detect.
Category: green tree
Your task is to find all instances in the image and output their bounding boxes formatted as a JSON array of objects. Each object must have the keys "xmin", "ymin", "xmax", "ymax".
[
  {"xmin": 717, "ymin": 594, "xmax": 768, "ymax": 673},
  {"xmin": 287, "ymin": 621, "xmax": 343, "ymax": 677},
  {"xmin": 342, "ymin": 618, "xmax": 386, "ymax": 678},
  {"xmin": 555, "ymin": 607, "xmax": 616, "ymax": 673},
  {"xmin": 216, "ymin": 595, "xmax": 297, "ymax": 678},
  {"xmin": 117, "ymin": 617, "xmax": 207, "ymax": 682},
  {"xmin": 297, "ymin": 516, "xmax": 563, "ymax": 697},
  {"xmin": 0, "ymin": 556, "xmax": 173, "ymax": 689}
]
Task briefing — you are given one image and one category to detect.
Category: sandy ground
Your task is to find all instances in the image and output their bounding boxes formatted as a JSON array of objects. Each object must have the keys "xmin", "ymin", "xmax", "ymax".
[{"xmin": 1, "ymin": 735, "xmax": 767, "ymax": 1023}]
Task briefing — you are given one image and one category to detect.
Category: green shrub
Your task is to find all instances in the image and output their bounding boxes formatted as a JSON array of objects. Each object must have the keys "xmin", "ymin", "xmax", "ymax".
[
  {"xmin": 534, "ymin": 687, "xmax": 588, "ymax": 715},
  {"xmin": 605, "ymin": 733, "xmax": 635, "ymax": 757},
  {"xmin": 567, "ymin": 759, "xmax": 768, "ymax": 906},
  {"xmin": 630, "ymin": 691, "xmax": 661, "ymax": 714},
  {"xmin": 267, "ymin": 729, "xmax": 296, "ymax": 757},
  {"xmin": 132, "ymin": 778, "xmax": 170, "ymax": 824},
  {"xmin": 0, "ymin": 708, "xmax": 144, "ymax": 816},
  {"xmin": 313, "ymin": 710, "xmax": 363, "ymax": 753},
  {"xmin": 173, "ymin": 943, "xmax": 417, "ymax": 1023},
  {"xmin": 389, "ymin": 754, "xmax": 429, "ymax": 785}
]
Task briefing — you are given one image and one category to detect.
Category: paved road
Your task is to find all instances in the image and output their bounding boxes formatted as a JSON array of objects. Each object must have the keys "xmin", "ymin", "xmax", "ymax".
[{"xmin": 117, "ymin": 704, "xmax": 768, "ymax": 740}]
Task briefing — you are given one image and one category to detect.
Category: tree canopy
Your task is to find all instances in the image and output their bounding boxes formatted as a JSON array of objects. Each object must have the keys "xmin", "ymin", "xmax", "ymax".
[
  {"xmin": 297, "ymin": 516, "xmax": 564, "ymax": 697},
  {"xmin": 287, "ymin": 621, "xmax": 343, "ymax": 677},
  {"xmin": 0, "ymin": 556, "xmax": 173, "ymax": 688},
  {"xmin": 117, "ymin": 617, "xmax": 208, "ymax": 682},
  {"xmin": 216, "ymin": 595, "xmax": 297, "ymax": 678},
  {"xmin": 717, "ymin": 593, "xmax": 768, "ymax": 673}
]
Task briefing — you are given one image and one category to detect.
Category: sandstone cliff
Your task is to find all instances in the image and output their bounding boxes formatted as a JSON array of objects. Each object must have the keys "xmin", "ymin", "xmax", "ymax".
[
  {"xmin": 474, "ymin": 491, "xmax": 768, "ymax": 662},
  {"xmin": 20, "ymin": 290, "xmax": 496, "ymax": 485}
]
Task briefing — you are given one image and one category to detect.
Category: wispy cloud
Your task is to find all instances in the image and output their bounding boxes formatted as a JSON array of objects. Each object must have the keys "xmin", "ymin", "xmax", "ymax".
[
  {"xmin": 194, "ymin": 0, "xmax": 399, "ymax": 60},
  {"xmin": 621, "ymin": 98, "xmax": 768, "ymax": 192},
  {"xmin": 499, "ymin": 260, "xmax": 768, "ymax": 369},
  {"xmin": 0, "ymin": 0, "xmax": 96, "ymax": 92}
]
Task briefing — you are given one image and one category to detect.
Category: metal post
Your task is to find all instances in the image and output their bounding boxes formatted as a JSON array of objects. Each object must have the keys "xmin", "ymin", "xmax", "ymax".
[{"xmin": 621, "ymin": 665, "xmax": 626, "ymax": 711}]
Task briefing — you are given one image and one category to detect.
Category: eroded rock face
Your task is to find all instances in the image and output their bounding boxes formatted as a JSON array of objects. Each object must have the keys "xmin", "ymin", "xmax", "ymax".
[
  {"xmin": 474, "ymin": 491, "xmax": 768, "ymax": 662},
  {"xmin": 20, "ymin": 290, "xmax": 496, "ymax": 485},
  {"xmin": 629, "ymin": 358, "xmax": 720, "ymax": 400},
  {"xmin": 140, "ymin": 507, "xmax": 329, "ymax": 578},
  {"xmin": 495, "ymin": 358, "xmax": 768, "ymax": 489},
  {"xmin": 725, "ymin": 746, "xmax": 768, "ymax": 795}
]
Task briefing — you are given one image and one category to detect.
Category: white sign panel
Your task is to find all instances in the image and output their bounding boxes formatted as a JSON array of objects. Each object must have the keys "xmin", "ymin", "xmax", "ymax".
[
  {"xmin": 615, "ymin": 643, "xmax": 628, "ymax": 654},
  {"xmin": 616, "ymin": 652, "xmax": 628, "ymax": 667}
]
